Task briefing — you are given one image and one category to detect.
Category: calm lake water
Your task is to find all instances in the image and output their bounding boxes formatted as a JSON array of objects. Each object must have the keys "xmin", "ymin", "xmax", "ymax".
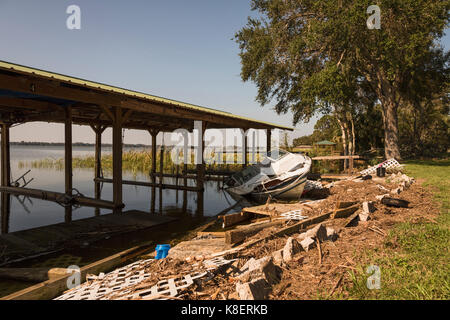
[
  {"xmin": 2, "ymin": 145, "xmax": 235, "ymax": 233},
  {"xmin": 0, "ymin": 145, "xmax": 248, "ymax": 297}
]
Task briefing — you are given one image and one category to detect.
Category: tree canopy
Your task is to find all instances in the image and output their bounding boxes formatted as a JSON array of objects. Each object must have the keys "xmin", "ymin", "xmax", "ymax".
[{"xmin": 236, "ymin": 0, "xmax": 449, "ymax": 159}]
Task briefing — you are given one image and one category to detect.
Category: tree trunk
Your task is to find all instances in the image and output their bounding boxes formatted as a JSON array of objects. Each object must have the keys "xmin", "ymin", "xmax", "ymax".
[
  {"xmin": 336, "ymin": 116, "xmax": 348, "ymax": 170},
  {"xmin": 381, "ymin": 99, "xmax": 401, "ymax": 160},
  {"xmin": 350, "ymin": 115, "xmax": 356, "ymax": 156}
]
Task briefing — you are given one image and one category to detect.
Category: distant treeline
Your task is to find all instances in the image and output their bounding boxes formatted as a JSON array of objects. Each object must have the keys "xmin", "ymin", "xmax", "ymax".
[{"xmin": 11, "ymin": 141, "xmax": 149, "ymax": 148}]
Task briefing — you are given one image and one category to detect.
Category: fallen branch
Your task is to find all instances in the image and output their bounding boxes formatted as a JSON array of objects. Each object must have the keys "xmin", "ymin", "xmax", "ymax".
[
  {"xmin": 316, "ymin": 239, "xmax": 322, "ymax": 265},
  {"xmin": 368, "ymin": 226, "xmax": 386, "ymax": 236},
  {"xmin": 328, "ymin": 274, "xmax": 344, "ymax": 298}
]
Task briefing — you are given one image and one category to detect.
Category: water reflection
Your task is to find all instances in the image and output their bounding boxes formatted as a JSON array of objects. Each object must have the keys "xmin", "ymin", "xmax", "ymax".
[{"xmin": 0, "ymin": 145, "xmax": 231, "ymax": 233}]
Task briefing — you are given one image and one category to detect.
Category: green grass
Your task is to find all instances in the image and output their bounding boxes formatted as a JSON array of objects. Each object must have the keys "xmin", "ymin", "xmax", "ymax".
[{"xmin": 344, "ymin": 159, "xmax": 450, "ymax": 300}]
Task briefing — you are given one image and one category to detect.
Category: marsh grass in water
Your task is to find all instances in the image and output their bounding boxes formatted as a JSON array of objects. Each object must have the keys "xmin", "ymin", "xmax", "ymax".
[{"xmin": 18, "ymin": 150, "xmax": 252, "ymax": 175}]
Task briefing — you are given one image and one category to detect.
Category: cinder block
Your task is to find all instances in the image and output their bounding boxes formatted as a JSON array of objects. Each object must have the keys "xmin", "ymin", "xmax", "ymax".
[
  {"xmin": 300, "ymin": 237, "xmax": 316, "ymax": 251},
  {"xmin": 282, "ymin": 237, "xmax": 302, "ymax": 263},
  {"xmin": 236, "ymin": 277, "xmax": 270, "ymax": 300}
]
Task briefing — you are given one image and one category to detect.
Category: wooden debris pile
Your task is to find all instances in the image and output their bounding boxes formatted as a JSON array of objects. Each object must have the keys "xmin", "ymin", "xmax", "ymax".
[{"xmin": 55, "ymin": 171, "xmax": 422, "ymax": 300}]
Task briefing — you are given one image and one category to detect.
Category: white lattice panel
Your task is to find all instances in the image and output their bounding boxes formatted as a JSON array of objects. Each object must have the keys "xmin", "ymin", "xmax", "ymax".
[
  {"xmin": 55, "ymin": 259, "xmax": 156, "ymax": 300},
  {"xmin": 122, "ymin": 271, "xmax": 208, "ymax": 300},
  {"xmin": 359, "ymin": 158, "xmax": 404, "ymax": 176},
  {"xmin": 280, "ymin": 210, "xmax": 308, "ymax": 221},
  {"xmin": 203, "ymin": 257, "xmax": 237, "ymax": 269}
]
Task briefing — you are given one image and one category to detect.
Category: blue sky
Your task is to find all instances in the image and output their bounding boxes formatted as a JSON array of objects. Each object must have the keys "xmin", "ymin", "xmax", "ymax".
[{"xmin": 0, "ymin": 1, "xmax": 448, "ymax": 144}]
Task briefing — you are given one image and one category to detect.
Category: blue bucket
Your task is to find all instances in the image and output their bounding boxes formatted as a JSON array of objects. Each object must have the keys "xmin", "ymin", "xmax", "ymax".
[{"xmin": 155, "ymin": 244, "xmax": 171, "ymax": 259}]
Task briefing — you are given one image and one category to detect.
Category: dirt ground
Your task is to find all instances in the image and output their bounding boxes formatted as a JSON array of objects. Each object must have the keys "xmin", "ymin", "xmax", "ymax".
[
  {"xmin": 180, "ymin": 176, "xmax": 440, "ymax": 300},
  {"xmin": 72, "ymin": 174, "xmax": 439, "ymax": 300}
]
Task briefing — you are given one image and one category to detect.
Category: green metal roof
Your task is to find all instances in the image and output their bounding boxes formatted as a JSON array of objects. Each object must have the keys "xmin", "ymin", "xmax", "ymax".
[
  {"xmin": 314, "ymin": 140, "xmax": 336, "ymax": 145},
  {"xmin": 0, "ymin": 60, "xmax": 292, "ymax": 131}
]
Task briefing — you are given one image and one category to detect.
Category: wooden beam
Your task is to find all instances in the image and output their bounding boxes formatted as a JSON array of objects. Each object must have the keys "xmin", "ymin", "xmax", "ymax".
[
  {"xmin": 0, "ymin": 186, "xmax": 122, "ymax": 209},
  {"xmin": 267, "ymin": 129, "xmax": 272, "ymax": 153},
  {"xmin": 0, "ymin": 97, "xmax": 61, "ymax": 111},
  {"xmin": 112, "ymin": 106, "xmax": 123, "ymax": 212},
  {"xmin": 121, "ymin": 109, "xmax": 133, "ymax": 125},
  {"xmin": 0, "ymin": 73, "xmax": 280, "ymax": 130},
  {"xmin": 94, "ymin": 177, "xmax": 202, "ymax": 192},
  {"xmin": 100, "ymin": 105, "xmax": 115, "ymax": 122}
]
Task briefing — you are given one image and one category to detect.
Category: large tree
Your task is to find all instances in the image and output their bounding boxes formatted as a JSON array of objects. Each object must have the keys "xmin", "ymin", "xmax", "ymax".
[{"xmin": 235, "ymin": 0, "xmax": 449, "ymax": 159}]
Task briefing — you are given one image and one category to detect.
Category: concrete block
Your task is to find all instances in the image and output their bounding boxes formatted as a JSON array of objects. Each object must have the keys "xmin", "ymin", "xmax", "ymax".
[
  {"xmin": 305, "ymin": 223, "xmax": 328, "ymax": 242},
  {"xmin": 272, "ymin": 249, "xmax": 284, "ymax": 266},
  {"xmin": 362, "ymin": 201, "xmax": 376, "ymax": 214},
  {"xmin": 237, "ymin": 256, "xmax": 280, "ymax": 285},
  {"xmin": 236, "ymin": 277, "xmax": 270, "ymax": 300},
  {"xmin": 359, "ymin": 213, "xmax": 370, "ymax": 222},
  {"xmin": 376, "ymin": 194, "xmax": 389, "ymax": 201},
  {"xmin": 300, "ymin": 237, "xmax": 316, "ymax": 251},
  {"xmin": 282, "ymin": 237, "xmax": 302, "ymax": 263},
  {"xmin": 326, "ymin": 227, "xmax": 338, "ymax": 241},
  {"xmin": 297, "ymin": 232, "xmax": 307, "ymax": 242}
]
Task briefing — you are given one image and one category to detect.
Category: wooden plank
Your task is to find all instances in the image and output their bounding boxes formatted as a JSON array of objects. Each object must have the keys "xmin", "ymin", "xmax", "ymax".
[
  {"xmin": 225, "ymin": 220, "xmax": 285, "ymax": 245},
  {"xmin": 197, "ymin": 231, "xmax": 226, "ymax": 238},
  {"xmin": 342, "ymin": 211, "xmax": 361, "ymax": 228},
  {"xmin": 93, "ymin": 177, "xmax": 202, "ymax": 192},
  {"xmin": 331, "ymin": 204, "xmax": 360, "ymax": 219},
  {"xmin": 219, "ymin": 211, "xmax": 254, "ymax": 228},
  {"xmin": 0, "ymin": 211, "xmax": 176, "ymax": 267},
  {"xmin": 241, "ymin": 206, "xmax": 273, "ymax": 216},
  {"xmin": 312, "ymin": 155, "xmax": 360, "ymax": 160},
  {"xmin": 0, "ymin": 267, "xmax": 68, "ymax": 282},
  {"xmin": 335, "ymin": 201, "xmax": 358, "ymax": 209},
  {"xmin": 0, "ymin": 186, "xmax": 121, "ymax": 209}
]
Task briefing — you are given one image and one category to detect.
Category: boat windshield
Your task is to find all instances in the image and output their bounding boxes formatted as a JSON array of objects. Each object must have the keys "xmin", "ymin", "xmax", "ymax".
[
  {"xmin": 232, "ymin": 165, "xmax": 260, "ymax": 185},
  {"xmin": 266, "ymin": 149, "xmax": 288, "ymax": 161}
]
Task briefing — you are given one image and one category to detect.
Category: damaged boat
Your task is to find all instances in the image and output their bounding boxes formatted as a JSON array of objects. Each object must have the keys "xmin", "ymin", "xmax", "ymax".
[{"xmin": 224, "ymin": 149, "xmax": 312, "ymax": 201}]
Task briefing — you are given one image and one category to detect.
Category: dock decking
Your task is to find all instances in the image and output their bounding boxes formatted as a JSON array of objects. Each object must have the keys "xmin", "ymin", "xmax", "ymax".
[{"xmin": 0, "ymin": 211, "xmax": 177, "ymax": 266}]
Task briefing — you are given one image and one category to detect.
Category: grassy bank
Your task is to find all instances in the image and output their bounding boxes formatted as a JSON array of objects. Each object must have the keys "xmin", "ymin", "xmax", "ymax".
[{"xmin": 345, "ymin": 159, "xmax": 449, "ymax": 299}]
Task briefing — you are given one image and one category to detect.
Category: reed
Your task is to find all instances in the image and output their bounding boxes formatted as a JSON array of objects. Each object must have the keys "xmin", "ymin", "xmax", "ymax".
[{"xmin": 18, "ymin": 149, "xmax": 259, "ymax": 175}]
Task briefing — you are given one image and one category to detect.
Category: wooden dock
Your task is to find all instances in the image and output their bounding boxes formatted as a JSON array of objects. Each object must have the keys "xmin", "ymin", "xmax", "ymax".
[{"xmin": 0, "ymin": 210, "xmax": 177, "ymax": 266}]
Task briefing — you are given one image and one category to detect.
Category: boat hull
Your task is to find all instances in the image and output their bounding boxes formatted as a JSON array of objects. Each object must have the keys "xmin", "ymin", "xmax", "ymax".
[{"xmin": 249, "ymin": 174, "xmax": 308, "ymax": 202}]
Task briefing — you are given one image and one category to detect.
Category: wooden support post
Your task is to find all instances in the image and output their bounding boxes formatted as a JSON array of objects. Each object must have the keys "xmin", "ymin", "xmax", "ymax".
[
  {"xmin": 196, "ymin": 122, "xmax": 206, "ymax": 216},
  {"xmin": 64, "ymin": 107, "xmax": 72, "ymax": 223},
  {"xmin": 242, "ymin": 129, "xmax": 248, "ymax": 168},
  {"xmin": 266, "ymin": 129, "xmax": 272, "ymax": 154},
  {"xmin": 64, "ymin": 107, "xmax": 72, "ymax": 195},
  {"xmin": 91, "ymin": 125, "xmax": 106, "ymax": 216},
  {"xmin": 1, "ymin": 124, "xmax": 11, "ymax": 187},
  {"xmin": 149, "ymin": 130, "xmax": 158, "ymax": 214},
  {"xmin": 1, "ymin": 192, "xmax": 10, "ymax": 234},
  {"xmin": 159, "ymin": 133, "xmax": 164, "ymax": 189},
  {"xmin": 112, "ymin": 106, "xmax": 123, "ymax": 213}
]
